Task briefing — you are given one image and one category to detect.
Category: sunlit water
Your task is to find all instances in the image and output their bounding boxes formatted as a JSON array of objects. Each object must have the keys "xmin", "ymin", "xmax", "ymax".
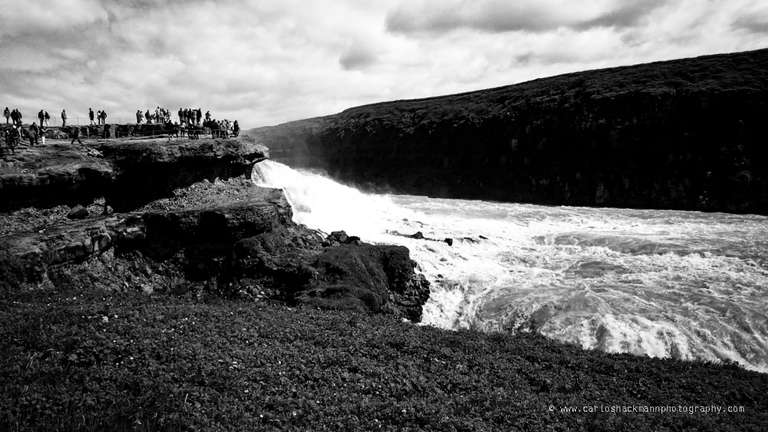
[{"xmin": 253, "ymin": 160, "xmax": 768, "ymax": 373}]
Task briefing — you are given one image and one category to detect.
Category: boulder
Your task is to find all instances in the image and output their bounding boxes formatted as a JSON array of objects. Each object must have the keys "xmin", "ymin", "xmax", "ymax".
[
  {"xmin": 234, "ymin": 227, "xmax": 430, "ymax": 321},
  {"xmin": 67, "ymin": 205, "xmax": 89, "ymax": 219},
  {"xmin": 325, "ymin": 230, "xmax": 361, "ymax": 245}
]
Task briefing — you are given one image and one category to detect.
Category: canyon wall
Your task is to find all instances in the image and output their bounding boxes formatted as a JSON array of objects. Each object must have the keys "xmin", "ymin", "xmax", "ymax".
[{"xmin": 249, "ymin": 48, "xmax": 768, "ymax": 214}]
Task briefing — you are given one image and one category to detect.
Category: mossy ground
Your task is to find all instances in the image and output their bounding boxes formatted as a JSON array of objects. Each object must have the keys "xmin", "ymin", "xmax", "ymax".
[{"xmin": 1, "ymin": 288, "xmax": 766, "ymax": 431}]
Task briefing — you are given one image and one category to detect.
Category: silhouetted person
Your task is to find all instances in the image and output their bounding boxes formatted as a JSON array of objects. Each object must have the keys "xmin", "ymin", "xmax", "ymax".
[
  {"xmin": 70, "ymin": 126, "xmax": 83, "ymax": 145},
  {"xmin": 5, "ymin": 126, "xmax": 20, "ymax": 153},
  {"xmin": 205, "ymin": 110, "xmax": 211, "ymax": 122},
  {"xmin": 136, "ymin": 110, "xmax": 142, "ymax": 124},
  {"xmin": 61, "ymin": 109, "xmax": 67, "ymax": 127},
  {"xmin": 37, "ymin": 110, "xmax": 44, "ymax": 126},
  {"xmin": 233, "ymin": 120, "xmax": 240, "ymax": 137},
  {"xmin": 145, "ymin": 110, "xmax": 151, "ymax": 124},
  {"xmin": 43, "ymin": 111, "xmax": 50, "ymax": 126},
  {"xmin": 89, "ymin": 108, "xmax": 95, "ymax": 125},
  {"xmin": 101, "ymin": 110, "xmax": 107, "ymax": 125},
  {"xmin": 3, "ymin": 107, "xmax": 9, "ymax": 124},
  {"xmin": 196, "ymin": 108, "xmax": 202, "ymax": 126},
  {"xmin": 29, "ymin": 122, "xmax": 39, "ymax": 146}
]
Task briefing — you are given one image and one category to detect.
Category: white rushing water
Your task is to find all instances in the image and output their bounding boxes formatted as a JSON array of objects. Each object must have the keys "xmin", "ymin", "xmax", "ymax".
[{"xmin": 253, "ymin": 160, "xmax": 768, "ymax": 373}]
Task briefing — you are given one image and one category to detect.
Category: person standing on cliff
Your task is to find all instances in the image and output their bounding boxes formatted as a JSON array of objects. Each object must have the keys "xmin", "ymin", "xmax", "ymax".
[
  {"xmin": 61, "ymin": 109, "xmax": 67, "ymax": 127},
  {"xmin": 89, "ymin": 108, "xmax": 95, "ymax": 125},
  {"xmin": 43, "ymin": 110, "xmax": 50, "ymax": 126},
  {"xmin": 37, "ymin": 110, "xmax": 44, "ymax": 127},
  {"xmin": 136, "ymin": 109, "xmax": 142, "ymax": 124},
  {"xmin": 100, "ymin": 110, "xmax": 107, "ymax": 125},
  {"xmin": 3, "ymin": 107, "xmax": 9, "ymax": 124}
]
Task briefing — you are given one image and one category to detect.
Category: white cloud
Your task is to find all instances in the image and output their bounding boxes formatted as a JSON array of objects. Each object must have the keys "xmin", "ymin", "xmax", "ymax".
[{"xmin": 0, "ymin": 0, "xmax": 765, "ymax": 128}]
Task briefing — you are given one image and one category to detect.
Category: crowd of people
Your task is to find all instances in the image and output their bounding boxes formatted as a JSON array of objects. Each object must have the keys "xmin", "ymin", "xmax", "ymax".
[
  {"xmin": 88, "ymin": 108, "xmax": 108, "ymax": 125},
  {"xmin": 134, "ymin": 107, "xmax": 239, "ymax": 138},
  {"xmin": 4, "ymin": 107, "xmax": 23, "ymax": 126},
  {"xmin": 137, "ymin": 107, "xmax": 171, "ymax": 124},
  {"xmin": 205, "ymin": 118, "xmax": 240, "ymax": 138},
  {"xmin": 135, "ymin": 107, "xmax": 211, "ymax": 127},
  {"xmin": 3, "ymin": 105, "xmax": 241, "ymax": 152}
]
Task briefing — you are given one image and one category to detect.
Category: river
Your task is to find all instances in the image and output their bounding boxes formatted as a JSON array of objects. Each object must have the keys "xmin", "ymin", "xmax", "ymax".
[{"xmin": 253, "ymin": 160, "xmax": 768, "ymax": 373}]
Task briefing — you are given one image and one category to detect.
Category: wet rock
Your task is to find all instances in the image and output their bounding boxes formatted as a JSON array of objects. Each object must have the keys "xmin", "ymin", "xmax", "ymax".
[
  {"xmin": 67, "ymin": 205, "xmax": 89, "ymax": 220},
  {"xmin": 325, "ymin": 230, "xmax": 361, "ymax": 245},
  {"xmin": 566, "ymin": 261, "xmax": 631, "ymax": 278}
]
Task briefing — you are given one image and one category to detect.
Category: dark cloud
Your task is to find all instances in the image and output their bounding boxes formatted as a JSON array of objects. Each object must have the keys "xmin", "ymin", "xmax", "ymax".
[
  {"xmin": 732, "ymin": 15, "xmax": 768, "ymax": 34},
  {"xmin": 339, "ymin": 45, "xmax": 377, "ymax": 70},
  {"xmin": 576, "ymin": 0, "xmax": 666, "ymax": 30},
  {"xmin": 386, "ymin": 0, "xmax": 667, "ymax": 35},
  {"xmin": 386, "ymin": 2, "xmax": 566, "ymax": 34}
]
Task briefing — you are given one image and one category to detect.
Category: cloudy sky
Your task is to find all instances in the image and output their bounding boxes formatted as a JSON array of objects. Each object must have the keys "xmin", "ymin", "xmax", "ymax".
[{"xmin": 0, "ymin": 0, "xmax": 766, "ymax": 127}]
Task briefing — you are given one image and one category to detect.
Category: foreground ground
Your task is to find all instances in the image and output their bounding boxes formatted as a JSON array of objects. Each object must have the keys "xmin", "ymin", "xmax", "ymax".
[{"xmin": 1, "ymin": 289, "xmax": 766, "ymax": 431}]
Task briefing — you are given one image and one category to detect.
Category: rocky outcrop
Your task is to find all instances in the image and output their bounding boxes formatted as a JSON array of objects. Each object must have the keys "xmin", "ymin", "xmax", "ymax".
[
  {"xmin": 0, "ymin": 186, "xmax": 289, "ymax": 290},
  {"xmin": 232, "ymin": 228, "xmax": 430, "ymax": 321},
  {"xmin": 99, "ymin": 138, "xmax": 268, "ymax": 210},
  {"xmin": 0, "ymin": 179, "xmax": 430, "ymax": 321},
  {"xmin": 249, "ymin": 48, "xmax": 768, "ymax": 214},
  {"xmin": 0, "ymin": 137, "xmax": 268, "ymax": 212},
  {"xmin": 0, "ymin": 144, "xmax": 113, "ymax": 212}
]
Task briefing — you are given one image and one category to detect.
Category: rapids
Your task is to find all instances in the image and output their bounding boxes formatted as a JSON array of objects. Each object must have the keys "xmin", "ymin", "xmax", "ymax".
[{"xmin": 253, "ymin": 160, "xmax": 768, "ymax": 373}]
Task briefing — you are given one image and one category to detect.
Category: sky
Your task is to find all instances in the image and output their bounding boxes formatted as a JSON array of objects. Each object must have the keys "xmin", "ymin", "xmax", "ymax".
[{"xmin": 0, "ymin": 0, "xmax": 766, "ymax": 128}]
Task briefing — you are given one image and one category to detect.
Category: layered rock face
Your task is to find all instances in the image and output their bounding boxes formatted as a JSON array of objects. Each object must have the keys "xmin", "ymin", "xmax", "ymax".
[
  {"xmin": 250, "ymin": 48, "xmax": 768, "ymax": 214},
  {"xmin": 99, "ymin": 138, "xmax": 268, "ymax": 210},
  {"xmin": 0, "ymin": 169, "xmax": 430, "ymax": 321},
  {"xmin": 0, "ymin": 137, "xmax": 268, "ymax": 212}
]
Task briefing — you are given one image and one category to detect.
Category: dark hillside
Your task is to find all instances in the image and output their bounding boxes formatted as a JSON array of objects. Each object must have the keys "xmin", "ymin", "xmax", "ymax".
[
  {"xmin": 2, "ymin": 291, "xmax": 766, "ymax": 431},
  {"xmin": 250, "ymin": 48, "xmax": 768, "ymax": 213}
]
